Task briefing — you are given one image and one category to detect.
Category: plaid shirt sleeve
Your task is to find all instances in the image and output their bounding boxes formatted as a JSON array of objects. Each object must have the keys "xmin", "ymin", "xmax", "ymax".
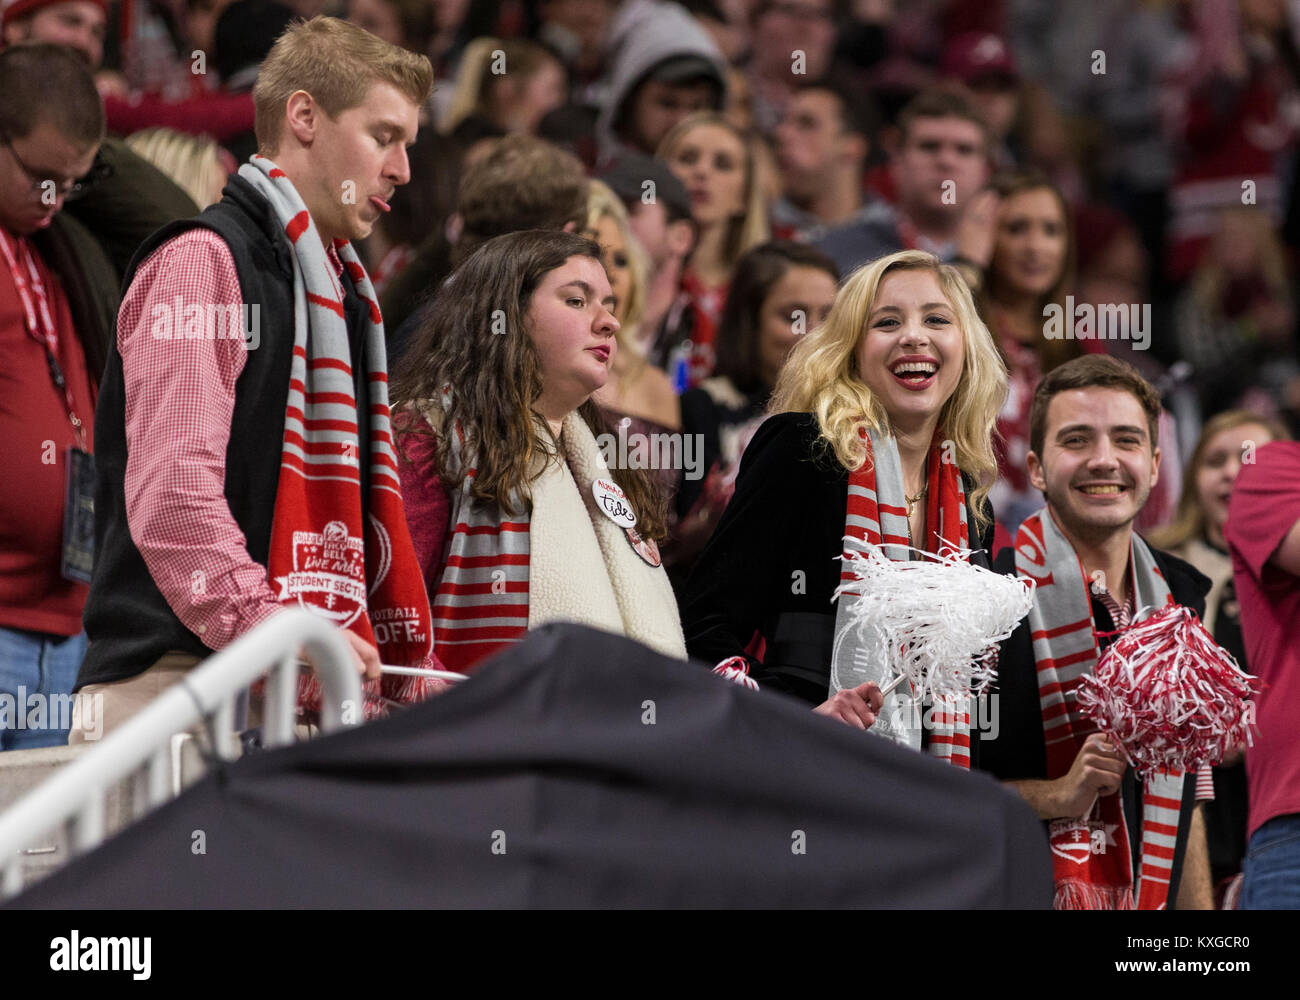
[{"xmin": 119, "ymin": 229, "xmax": 283, "ymax": 650}]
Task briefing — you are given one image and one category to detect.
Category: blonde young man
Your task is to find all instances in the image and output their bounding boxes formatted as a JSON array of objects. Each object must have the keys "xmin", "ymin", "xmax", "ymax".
[{"xmin": 72, "ymin": 18, "xmax": 439, "ymax": 740}]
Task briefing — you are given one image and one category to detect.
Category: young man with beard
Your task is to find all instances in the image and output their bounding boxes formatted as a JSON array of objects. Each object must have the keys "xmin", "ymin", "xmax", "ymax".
[
  {"xmin": 982, "ymin": 355, "xmax": 1214, "ymax": 909},
  {"xmin": 73, "ymin": 17, "xmax": 441, "ymax": 740}
]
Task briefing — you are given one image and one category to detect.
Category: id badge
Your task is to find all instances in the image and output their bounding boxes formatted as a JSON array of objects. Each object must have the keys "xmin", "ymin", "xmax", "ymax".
[{"xmin": 61, "ymin": 446, "xmax": 95, "ymax": 584}]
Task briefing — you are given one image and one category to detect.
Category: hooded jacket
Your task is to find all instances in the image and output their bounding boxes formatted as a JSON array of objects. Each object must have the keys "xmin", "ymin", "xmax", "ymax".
[{"xmin": 594, "ymin": 0, "xmax": 729, "ymax": 166}]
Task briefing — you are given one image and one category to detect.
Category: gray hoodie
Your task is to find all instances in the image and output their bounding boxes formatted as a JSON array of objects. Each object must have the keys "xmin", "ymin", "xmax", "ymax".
[{"xmin": 594, "ymin": 0, "xmax": 729, "ymax": 166}]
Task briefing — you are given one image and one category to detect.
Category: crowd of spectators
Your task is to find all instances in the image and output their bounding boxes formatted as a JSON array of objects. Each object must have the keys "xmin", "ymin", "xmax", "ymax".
[{"xmin": 4, "ymin": 0, "xmax": 1300, "ymax": 909}]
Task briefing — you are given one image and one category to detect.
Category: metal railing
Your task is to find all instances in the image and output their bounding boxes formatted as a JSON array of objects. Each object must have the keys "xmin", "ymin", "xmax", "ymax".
[{"xmin": 0, "ymin": 609, "xmax": 362, "ymax": 899}]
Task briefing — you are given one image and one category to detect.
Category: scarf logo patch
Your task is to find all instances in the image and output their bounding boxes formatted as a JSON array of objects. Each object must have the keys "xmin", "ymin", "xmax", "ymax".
[
  {"xmin": 274, "ymin": 520, "xmax": 367, "ymax": 626},
  {"xmin": 1049, "ymin": 819, "xmax": 1096, "ymax": 865},
  {"xmin": 1049, "ymin": 818, "xmax": 1121, "ymax": 865}
]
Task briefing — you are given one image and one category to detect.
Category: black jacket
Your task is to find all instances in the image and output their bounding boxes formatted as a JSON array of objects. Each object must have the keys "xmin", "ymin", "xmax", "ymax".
[
  {"xmin": 679, "ymin": 411, "xmax": 996, "ymax": 710},
  {"xmin": 31, "ymin": 137, "xmax": 199, "ymax": 391},
  {"xmin": 34, "ymin": 211, "xmax": 118, "ymax": 387},
  {"xmin": 66, "ymin": 137, "xmax": 198, "ymax": 282},
  {"xmin": 980, "ymin": 542, "xmax": 1212, "ymax": 905},
  {"xmin": 79, "ymin": 175, "xmax": 374, "ymax": 688}
]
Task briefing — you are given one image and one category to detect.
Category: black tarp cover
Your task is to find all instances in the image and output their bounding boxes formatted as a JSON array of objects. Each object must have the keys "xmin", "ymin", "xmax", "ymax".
[{"xmin": 12, "ymin": 624, "xmax": 1052, "ymax": 908}]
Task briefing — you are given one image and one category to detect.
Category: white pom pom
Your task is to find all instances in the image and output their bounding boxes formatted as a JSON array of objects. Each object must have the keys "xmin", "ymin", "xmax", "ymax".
[{"xmin": 832, "ymin": 538, "xmax": 1034, "ymax": 701}]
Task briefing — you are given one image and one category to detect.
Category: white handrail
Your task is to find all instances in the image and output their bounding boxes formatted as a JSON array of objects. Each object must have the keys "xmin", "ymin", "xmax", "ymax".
[
  {"xmin": 0, "ymin": 608, "xmax": 361, "ymax": 899},
  {"xmin": 380, "ymin": 664, "xmax": 469, "ymax": 683}
]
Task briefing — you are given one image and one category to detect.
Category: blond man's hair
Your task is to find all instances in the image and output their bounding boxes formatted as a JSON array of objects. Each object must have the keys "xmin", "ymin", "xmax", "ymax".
[
  {"xmin": 770, "ymin": 250, "xmax": 1007, "ymax": 530},
  {"xmin": 253, "ymin": 16, "xmax": 433, "ymax": 156}
]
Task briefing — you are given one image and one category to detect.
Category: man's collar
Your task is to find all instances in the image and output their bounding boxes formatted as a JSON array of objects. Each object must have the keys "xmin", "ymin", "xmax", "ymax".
[{"xmin": 325, "ymin": 240, "xmax": 345, "ymax": 278}]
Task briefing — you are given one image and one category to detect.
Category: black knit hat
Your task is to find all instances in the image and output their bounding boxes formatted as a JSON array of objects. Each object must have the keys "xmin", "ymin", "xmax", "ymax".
[{"xmin": 598, "ymin": 152, "xmax": 692, "ymax": 224}]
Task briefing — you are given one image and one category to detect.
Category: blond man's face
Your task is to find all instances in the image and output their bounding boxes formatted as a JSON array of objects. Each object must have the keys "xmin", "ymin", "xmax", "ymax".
[{"xmin": 295, "ymin": 80, "xmax": 419, "ymax": 244}]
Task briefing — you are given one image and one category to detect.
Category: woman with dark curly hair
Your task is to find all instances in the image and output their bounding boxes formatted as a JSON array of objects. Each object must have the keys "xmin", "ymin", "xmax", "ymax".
[{"xmin": 391, "ymin": 230, "xmax": 686, "ymax": 672}]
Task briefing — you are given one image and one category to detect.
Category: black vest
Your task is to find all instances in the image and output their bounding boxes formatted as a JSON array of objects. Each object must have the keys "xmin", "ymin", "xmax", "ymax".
[{"xmin": 79, "ymin": 175, "xmax": 373, "ymax": 688}]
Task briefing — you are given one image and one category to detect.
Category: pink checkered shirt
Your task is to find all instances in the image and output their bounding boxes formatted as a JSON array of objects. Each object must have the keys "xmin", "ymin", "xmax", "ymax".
[{"xmin": 118, "ymin": 228, "xmax": 345, "ymax": 651}]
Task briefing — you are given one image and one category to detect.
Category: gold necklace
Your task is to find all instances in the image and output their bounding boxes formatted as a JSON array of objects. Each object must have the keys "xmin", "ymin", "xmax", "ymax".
[
  {"xmin": 905, "ymin": 482, "xmax": 927, "ymax": 556},
  {"xmin": 905, "ymin": 483, "xmax": 928, "ymax": 517}
]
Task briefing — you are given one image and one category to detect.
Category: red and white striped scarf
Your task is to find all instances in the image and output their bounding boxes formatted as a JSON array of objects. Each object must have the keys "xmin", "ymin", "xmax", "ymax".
[
  {"xmin": 830, "ymin": 426, "xmax": 973, "ymax": 767},
  {"xmin": 1014, "ymin": 508, "xmax": 1185, "ymax": 909},
  {"xmin": 427, "ymin": 406, "xmax": 531, "ymax": 673},
  {"xmin": 427, "ymin": 402, "xmax": 685, "ymax": 671},
  {"xmin": 241, "ymin": 156, "xmax": 437, "ymax": 718}
]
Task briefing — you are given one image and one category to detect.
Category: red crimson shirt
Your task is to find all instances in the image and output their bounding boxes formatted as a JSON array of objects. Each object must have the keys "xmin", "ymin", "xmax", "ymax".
[
  {"xmin": 1226, "ymin": 440, "xmax": 1300, "ymax": 838},
  {"xmin": 391, "ymin": 411, "xmax": 452, "ymax": 601},
  {"xmin": 0, "ymin": 233, "xmax": 96, "ymax": 635}
]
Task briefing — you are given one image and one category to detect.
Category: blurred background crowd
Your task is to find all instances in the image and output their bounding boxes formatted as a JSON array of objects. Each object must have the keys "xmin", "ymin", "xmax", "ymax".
[
  {"xmin": 9, "ymin": 0, "xmax": 1299, "ymax": 522},
  {"xmin": 5, "ymin": 0, "xmax": 1300, "ymax": 903}
]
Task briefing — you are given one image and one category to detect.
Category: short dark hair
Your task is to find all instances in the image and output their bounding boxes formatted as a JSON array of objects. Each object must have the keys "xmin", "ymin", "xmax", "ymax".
[
  {"xmin": 599, "ymin": 152, "xmax": 692, "ymax": 225},
  {"xmin": 792, "ymin": 77, "xmax": 878, "ymax": 142},
  {"xmin": 387, "ymin": 0, "xmax": 437, "ymax": 54},
  {"xmin": 714, "ymin": 240, "xmax": 839, "ymax": 393},
  {"xmin": 453, "ymin": 135, "xmax": 589, "ymax": 265},
  {"xmin": 1029, "ymin": 355, "xmax": 1162, "ymax": 458},
  {"xmin": 0, "ymin": 44, "xmax": 105, "ymax": 148},
  {"xmin": 896, "ymin": 87, "xmax": 989, "ymax": 154},
  {"xmin": 214, "ymin": 0, "xmax": 294, "ymax": 82}
]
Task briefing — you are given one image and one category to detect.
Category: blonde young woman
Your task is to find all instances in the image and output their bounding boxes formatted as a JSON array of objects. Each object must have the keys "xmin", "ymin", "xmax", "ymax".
[
  {"xmin": 585, "ymin": 181, "xmax": 681, "ymax": 495},
  {"xmin": 681, "ymin": 250, "xmax": 1007, "ymax": 766},
  {"xmin": 656, "ymin": 111, "xmax": 770, "ymax": 388}
]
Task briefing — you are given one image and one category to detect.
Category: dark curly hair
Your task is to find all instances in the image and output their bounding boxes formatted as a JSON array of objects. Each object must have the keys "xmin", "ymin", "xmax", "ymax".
[{"xmin": 390, "ymin": 229, "xmax": 669, "ymax": 540}]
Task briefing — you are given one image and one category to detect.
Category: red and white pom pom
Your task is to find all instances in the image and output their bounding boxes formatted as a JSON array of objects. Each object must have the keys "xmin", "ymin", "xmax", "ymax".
[
  {"xmin": 713, "ymin": 657, "xmax": 760, "ymax": 691},
  {"xmin": 1077, "ymin": 603, "xmax": 1257, "ymax": 777}
]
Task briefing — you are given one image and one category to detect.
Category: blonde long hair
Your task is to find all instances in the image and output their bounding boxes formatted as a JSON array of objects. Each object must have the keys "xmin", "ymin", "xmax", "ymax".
[
  {"xmin": 586, "ymin": 180, "xmax": 654, "ymax": 381},
  {"xmin": 585, "ymin": 179, "xmax": 648, "ymax": 331},
  {"xmin": 439, "ymin": 37, "xmax": 559, "ymax": 135},
  {"xmin": 656, "ymin": 112, "xmax": 770, "ymax": 270},
  {"xmin": 125, "ymin": 127, "xmax": 225, "ymax": 210},
  {"xmin": 1191, "ymin": 206, "xmax": 1291, "ymax": 314},
  {"xmin": 770, "ymin": 250, "xmax": 1007, "ymax": 529},
  {"xmin": 1147, "ymin": 409, "xmax": 1290, "ymax": 551}
]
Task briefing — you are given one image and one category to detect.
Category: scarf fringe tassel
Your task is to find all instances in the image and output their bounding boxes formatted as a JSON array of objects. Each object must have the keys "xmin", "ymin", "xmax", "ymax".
[{"xmin": 1054, "ymin": 879, "xmax": 1136, "ymax": 910}]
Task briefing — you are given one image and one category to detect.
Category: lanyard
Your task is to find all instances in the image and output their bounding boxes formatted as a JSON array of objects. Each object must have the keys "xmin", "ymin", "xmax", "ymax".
[{"xmin": 0, "ymin": 229, "xmax": 86, "ymax": 449}]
